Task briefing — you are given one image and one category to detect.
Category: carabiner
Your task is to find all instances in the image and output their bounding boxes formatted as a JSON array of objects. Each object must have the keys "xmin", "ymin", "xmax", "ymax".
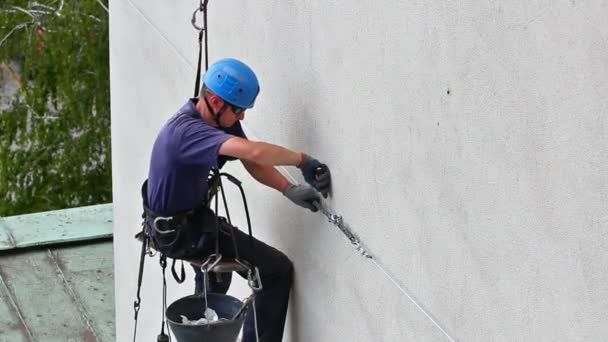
[
  {"xmin": 190, "ymin": 6, "xmax": 204, "ymax": 31},
  {"xmin": 191, "ymin": 0, "xmax": 209, "ymax": 31},
  {"xmin": 200, "ymin": 253, "xmax": 223, "ymax": 273},
  {"xmin": 247, "ymin": 266, "xmax": 263, "ymax": 291}
]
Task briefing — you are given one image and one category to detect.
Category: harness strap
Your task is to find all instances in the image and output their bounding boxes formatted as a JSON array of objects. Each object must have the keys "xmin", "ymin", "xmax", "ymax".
[
  {"xmin": 171, "ymin": 259, "xmax": 186, "ymax": 284},
  {"xmin": 143, "ymin": 204, "xmax": 194, "ymax": 223}
]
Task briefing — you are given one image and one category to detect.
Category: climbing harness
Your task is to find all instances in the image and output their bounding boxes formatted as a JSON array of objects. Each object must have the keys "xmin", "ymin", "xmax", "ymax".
[
  {"xmin": 163, "ymin": 169, "xmax": 262, "ymax": 342},
  {"xmin": 133, "ymin": 169, "xmax": 263, "ymax": 342},
  {"xmin": 207, "ymin": 167, "xmax": 264, "ymax": 302}
]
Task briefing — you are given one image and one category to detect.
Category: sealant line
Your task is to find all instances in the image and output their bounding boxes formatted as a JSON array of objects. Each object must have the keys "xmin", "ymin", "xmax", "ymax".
[{"xmin": 119, "ymin": 5, "xmax": 458, "ymax": 341}]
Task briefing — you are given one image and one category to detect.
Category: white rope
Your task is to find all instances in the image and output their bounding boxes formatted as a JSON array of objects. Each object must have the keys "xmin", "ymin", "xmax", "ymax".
[
  {"xmin": 123, "ymin": 0, "xmax": 194, "ymax": 69},
  {"xmin": 119, "ymin": 2, "xmax": 458, "ymax": 341},
  {"xmin": 274, "ymin": 161, "xmax": 456, "ymax": 340},
  {"xmin": 95, "ymin": 0, "xmax": 109, "ymax": 13},
  {"xmin": 371, "ymin": 258, "xmax": 456, "ymax": 342}
]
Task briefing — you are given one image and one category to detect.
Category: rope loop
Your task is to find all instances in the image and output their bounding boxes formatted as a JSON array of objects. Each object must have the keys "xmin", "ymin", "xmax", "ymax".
[{"xmin": 191, "ymin": 0, "xmax": 208, "ymax": 31}]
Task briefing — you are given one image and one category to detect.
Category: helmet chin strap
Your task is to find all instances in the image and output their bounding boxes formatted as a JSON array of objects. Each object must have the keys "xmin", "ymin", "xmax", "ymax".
[{"xmin": 203, "ymin": 96, "xmax": 229, "ymax": 127}]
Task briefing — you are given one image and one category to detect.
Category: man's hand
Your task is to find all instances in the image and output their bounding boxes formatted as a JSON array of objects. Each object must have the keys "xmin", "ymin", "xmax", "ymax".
[
  {"xmin": 298, "ymin": 154, "xmax": 331, "ymax": 198},
  {"xmin": 283, "ymin": 184, "xmax": 321, "ymax": 212}
]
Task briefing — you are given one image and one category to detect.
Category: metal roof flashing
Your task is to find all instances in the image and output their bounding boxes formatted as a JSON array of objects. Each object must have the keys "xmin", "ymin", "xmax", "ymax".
[
  {"xmin": 0, "ymin": 204, "xmax": 113, "ymax": 251},
  {"xmin": 0, "ymin": 204, "xmax": 116, "ymax": 341}
]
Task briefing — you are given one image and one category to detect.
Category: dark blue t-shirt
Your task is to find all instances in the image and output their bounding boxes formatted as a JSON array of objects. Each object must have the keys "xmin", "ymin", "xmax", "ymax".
[{"xmin": 146, "ymin": 98, "xmax": 246, "ymax": 214}]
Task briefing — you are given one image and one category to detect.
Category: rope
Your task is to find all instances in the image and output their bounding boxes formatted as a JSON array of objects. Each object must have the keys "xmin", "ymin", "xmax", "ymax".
[
  {"xmin": 123, "ymin": 0, "xmax": 194, "ymax": 69},
  {"xmin": 279, "ymin": 166, "xmax": 457, "ymax": 342},
  {"xmin": 159, "ymin": 256, "xmax": 171, "ymax": 341},
  {"xmin": 371, "ymin": 258, "xmax": 456, "ymax": 342},
  {"xmin": 95, "ymin": 0, "xmax": 109, "ymax": 13},
  {"xmin": 119, "ymin": 2, "xmax": 457, "ymax": 341}
]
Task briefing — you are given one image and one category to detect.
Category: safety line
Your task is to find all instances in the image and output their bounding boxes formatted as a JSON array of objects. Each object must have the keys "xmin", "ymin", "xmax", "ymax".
[
  {"xmin": 118, "ymin": 4, "xmax": 457, "ymax": 341},
  {"xmin": 277, "ymin": 164, "xmax": 457, "ymax": 342},
  {"xmin": 371, "ymin": 258, "xmax": 457, "ymax": 342},
  {"xmin": 96, "ymin": 0, "xmax": 109, "ymax": 13}
]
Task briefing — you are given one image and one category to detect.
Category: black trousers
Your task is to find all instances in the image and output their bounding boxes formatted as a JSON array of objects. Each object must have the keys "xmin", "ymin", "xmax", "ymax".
[
  {"xmin": 194, "ymin": 225, "xmax": 293, "ymax": 342},
  {"xmin": 148, "ymin": 212, "xmax": 293, "ymax": 342}
]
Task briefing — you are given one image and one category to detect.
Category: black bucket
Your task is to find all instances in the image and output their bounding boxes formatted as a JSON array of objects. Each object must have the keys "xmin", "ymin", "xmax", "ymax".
[{"xmin": 166, "ymin": 293, "xmax": 248, "ymax": 342}]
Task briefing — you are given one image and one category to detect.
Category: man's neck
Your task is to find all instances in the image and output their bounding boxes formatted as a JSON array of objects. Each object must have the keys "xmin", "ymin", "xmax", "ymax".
[{"xmin": 196, "ymin": 97, "xmax": 219, "ymax": 127}]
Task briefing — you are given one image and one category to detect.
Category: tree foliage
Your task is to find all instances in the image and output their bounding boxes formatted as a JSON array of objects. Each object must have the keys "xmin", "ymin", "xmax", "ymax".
[{"xmin": 0, "ymin": 0, "xmax": 110, "ymax": 216}]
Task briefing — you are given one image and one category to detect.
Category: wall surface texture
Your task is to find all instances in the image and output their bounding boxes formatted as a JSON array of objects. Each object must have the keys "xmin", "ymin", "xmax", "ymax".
[{"xmin": 110, "ymin": 1, "xmax": 608, "ymax": 341}]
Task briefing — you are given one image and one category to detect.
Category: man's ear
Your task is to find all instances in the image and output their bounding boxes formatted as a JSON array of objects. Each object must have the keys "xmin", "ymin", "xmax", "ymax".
[{"xmin": 208, "ymin": 93, "xmax": 224, "ymax": 108}]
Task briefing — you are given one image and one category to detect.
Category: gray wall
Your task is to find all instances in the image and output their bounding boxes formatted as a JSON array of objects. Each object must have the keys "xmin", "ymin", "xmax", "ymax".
[{"xmin": 110, "ymin": 1, "xmax": 608, "ymax": 341}]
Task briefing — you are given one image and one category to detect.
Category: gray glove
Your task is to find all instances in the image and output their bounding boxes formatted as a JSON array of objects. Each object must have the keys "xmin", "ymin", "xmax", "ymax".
[{"xmin": 283, "ymin": 184, "xmax": 320, "ymax": 212}]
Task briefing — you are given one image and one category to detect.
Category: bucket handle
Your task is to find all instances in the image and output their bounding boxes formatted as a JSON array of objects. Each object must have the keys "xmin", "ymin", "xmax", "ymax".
[
  {"xmin": 231, "ymin": 295, "xmax": 254, "ymax": 320},
  {"xmin": 200, "ymin": 254, "xmax": 223, "ymax": 312}
]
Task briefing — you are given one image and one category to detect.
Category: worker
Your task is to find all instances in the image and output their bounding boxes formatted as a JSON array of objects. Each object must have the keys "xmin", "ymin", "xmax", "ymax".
[{"xmin": 142, "ymin": 58, "xmax": 331, "ymax": 342}]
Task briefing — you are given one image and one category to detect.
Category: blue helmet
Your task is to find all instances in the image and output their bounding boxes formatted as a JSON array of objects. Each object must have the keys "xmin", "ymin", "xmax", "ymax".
[{"xmin": 202, "ymin": 58, "xmax": 260, "ymax": 109}]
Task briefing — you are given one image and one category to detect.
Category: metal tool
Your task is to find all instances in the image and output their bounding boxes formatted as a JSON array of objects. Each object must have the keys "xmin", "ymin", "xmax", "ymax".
[
  {"xmin": 314, "ymin": 166, "xmax": 327, "ymax": 181},
  {"xmin": 312, "ymin": 201, "xmax": 373, "ymax": 259}
]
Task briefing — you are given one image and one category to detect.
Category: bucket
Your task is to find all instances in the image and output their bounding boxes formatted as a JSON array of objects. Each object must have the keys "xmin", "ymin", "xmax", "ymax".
[{"xmin": 166, "ymin": 293, "xmax": 248, "ymax": 342}]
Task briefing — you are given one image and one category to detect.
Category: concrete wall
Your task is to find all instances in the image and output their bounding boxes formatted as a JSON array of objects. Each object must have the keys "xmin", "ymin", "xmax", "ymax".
[{"xmin": 110, "ymin": 1, "xmax": 608, "ymax": 341}]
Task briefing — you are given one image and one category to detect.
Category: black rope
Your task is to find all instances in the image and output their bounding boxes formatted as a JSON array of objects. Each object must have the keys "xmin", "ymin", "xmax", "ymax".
[
  {"xmin": 158, "ymin": 255, "xmax": 171, "ymax": 342},
  {"xmin": 207, "ymin": 170, "xmax": 258, "ymax": 269},
  {"xmin": 171, "ymin": 259, "xmax": 186, "ymax": 284},
  {"xmin": 221, "ymin": 173, "xmax": 258, "ymax": 269},
  {"xmin": 132, "ymin": 231, "xmax": 147, "ymax": 342},
  {"xmin": 194, "ymin": 28, "xmax": 204, "ymax": 97},
  {"xmin": 213, "ymin": 169, "xmax": 221, "ymax": 256},
  {"xmin": 203, "ymin": 0, "xmax": 209, "ymax": 71},
  {"xmin": 193, "ymin": 0, "xmax": 209, "ymax": 97},
  {"xmin": 238, "ymin": 180, "xmax": 257, "ymax": 269},
  {"xmin": 217, "ymin": 172, "xmax": 241, "ymax": 261}
]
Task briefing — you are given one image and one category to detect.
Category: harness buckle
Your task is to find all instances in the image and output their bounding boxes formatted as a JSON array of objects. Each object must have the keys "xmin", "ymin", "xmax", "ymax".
[{"xmin": 153, "ymin": 216, "xmax": 176, "ymax": 234}]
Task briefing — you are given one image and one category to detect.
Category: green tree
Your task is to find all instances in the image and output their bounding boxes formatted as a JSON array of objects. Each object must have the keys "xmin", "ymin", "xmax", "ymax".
[{"xmin": 0, "ymin": 0, "xmax": 110, "ymax": 216}]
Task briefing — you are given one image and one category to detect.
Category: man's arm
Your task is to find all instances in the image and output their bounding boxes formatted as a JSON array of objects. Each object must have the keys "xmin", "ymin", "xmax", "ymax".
[
  {"xmin": 241, "ymin": 160, "xmax": 290, "ymax": 192},
  {"xmin": 242, "ymin": 159, "xmax": 323, "ymax": 212},
  {"xmin": 219, "ymin": 136, "xmax": 302, "ymax": 166},
  {"xmin": 220, "ymin": 136, "xmax": 331, "ymax": 198}
]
